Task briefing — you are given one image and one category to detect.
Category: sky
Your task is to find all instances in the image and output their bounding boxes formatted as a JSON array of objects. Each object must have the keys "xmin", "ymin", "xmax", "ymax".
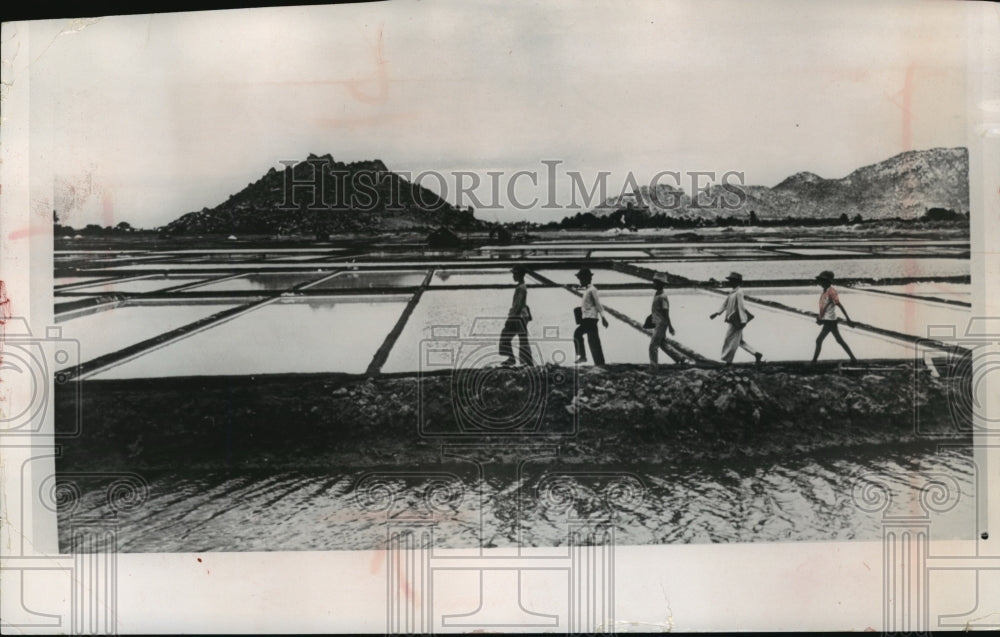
[{"xmin": 14, "ymin": 0, "xmax": 973, "ymax": 228}]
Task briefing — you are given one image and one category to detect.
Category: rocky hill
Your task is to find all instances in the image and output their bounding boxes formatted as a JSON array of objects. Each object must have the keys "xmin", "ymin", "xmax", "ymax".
[
  {"xmin": 162, "ymin": 154, "xmax": 484, "ymax": 235},
  {"xmin": 585, "ymin": 147, "xmax": 969, "ymax": 221}
]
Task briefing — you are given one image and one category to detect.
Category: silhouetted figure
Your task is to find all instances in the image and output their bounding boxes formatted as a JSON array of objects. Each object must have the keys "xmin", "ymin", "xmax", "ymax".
[
  {"xmin": 812, "ymin": 270, "xmax": 858, "ymax": 363},
  {"xmin": 648, "ymin": 276, "xmax": 675, "ymax": 367},
  {"xmin": 573, "ymin": 268, "xmax": 609, "ymax": 365},
  {"xmin": 709, "ymin": 272, "xmax": 763, "ymax": 366},
  {"xmin": 498, "ymin": 265, "xmax": 534, "ymax": 366}
]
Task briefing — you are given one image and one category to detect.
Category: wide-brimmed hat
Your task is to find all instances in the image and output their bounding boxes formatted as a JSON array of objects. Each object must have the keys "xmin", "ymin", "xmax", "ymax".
[
  {"xmin": 652, "ymin": 273, "xmax": 668, "ymax": 285},
  {"xmin": 575, "ymin": 267, "xmax": 594, "ymax": 279},
  {"xmin": 510, "ymin": 265, "xmax": 527, "ymax": 275},
  {"xmin": 725, "ymin": 272, "xmax": 743, "ymax": 283},
  {"xmin": 816, "ymin": 270, "xmax": 835, "ymax": 282}
]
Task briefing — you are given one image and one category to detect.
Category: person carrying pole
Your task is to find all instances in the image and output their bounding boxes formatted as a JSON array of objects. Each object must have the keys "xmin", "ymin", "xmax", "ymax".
[
  {"xmin": 499, "ymin": 264, "xmax": 534, "ymax": 366},
  {"xmin": 648, "ymin": 274, "xmax": 675, "ymax": 368},
  {"xmin": 812, "ymin": 270, "xmax": 858, "ymax": 363}
]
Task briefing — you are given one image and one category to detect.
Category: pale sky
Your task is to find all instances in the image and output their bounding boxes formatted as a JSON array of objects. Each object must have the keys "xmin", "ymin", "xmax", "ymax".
[{"xmin": 15, "ymin": 0, "xmax": 972, "ymax": 227}]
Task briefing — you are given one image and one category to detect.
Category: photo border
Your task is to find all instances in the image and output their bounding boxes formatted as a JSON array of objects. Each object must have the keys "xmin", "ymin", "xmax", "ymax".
[{"xmin": 2, "ymin": 1, "xmax": 997, "ymax": 632}]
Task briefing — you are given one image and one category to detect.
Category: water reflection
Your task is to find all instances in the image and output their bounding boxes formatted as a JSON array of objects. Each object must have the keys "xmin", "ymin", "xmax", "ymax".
[{"xmin": 59, "ymin": 443, "xmax": 974, "ymax": 552}]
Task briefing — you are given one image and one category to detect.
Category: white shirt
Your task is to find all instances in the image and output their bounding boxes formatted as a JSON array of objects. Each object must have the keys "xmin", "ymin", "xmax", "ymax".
[
  {"xmin": 717, "ymin": 287, "xmax": 749, "ymax": 324},
  {"xmin": 651, "ymin": 291, "xmax": 670, "ymax": 326},
  {"xmin": 580, "ymin": 284, "xmax": 605, "ymax": 319},
  {"xmin": 818, "ymin": 286, "xmax": 840, "ymax": 321},
  {"xmin": 508, "ymin": 282, "xmax": 529, "ymax": 319}
]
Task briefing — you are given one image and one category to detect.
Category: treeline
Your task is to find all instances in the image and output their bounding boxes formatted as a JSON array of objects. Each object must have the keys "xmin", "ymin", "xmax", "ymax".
[
  {"xmin": 54, "ymin": 212, "xmax": 144, "ymax": 236},
  {"xmin": 542, "ymin": 206, "xmax": 969, "ymax": 231},
  {"xmin": 547, "ymin": 210, "xmax": 861, "ymax": 231}
]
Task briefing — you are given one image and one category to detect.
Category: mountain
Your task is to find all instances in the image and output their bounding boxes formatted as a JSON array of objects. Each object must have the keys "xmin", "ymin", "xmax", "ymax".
[
  {"xmin": 162, "ymin": 154, "xmax": 484, "ymax": 235},
  {"xmin": 580, "ymin": 147, "xmax": 969, "ymax": 221}
]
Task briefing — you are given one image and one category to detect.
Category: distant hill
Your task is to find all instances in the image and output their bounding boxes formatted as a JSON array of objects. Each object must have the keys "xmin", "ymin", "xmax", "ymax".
[
  {"xmin": 161, "ymin": 154, "xmax": 484, "ymax": 235},
  {"xmin": 580, "ymin": 147, "xmax": 969, "ymax": 222}
]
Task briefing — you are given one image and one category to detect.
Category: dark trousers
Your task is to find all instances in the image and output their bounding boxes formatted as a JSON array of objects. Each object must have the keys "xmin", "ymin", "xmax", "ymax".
[
  {"xmin": 499, "ymin": 318, "xmax": 534, "ymax": 365},
  {"xmin": 573, "ymin": 318, "xmax": 605, "ymax": 364},
  {"xmin": 813, "ymin": 319, "xmax": 857, "ymax": 361}
]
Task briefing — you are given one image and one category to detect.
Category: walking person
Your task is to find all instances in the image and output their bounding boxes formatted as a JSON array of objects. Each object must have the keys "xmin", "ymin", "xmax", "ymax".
[
  {"xmin": 709, "ymin": 271, "xmax": 763, "ymax": 366},
  {"xmin": 498, "ymin": 265, "xmax": 534, "ymax": 366},
  {"xmin": 648, "ymin": 275, "xmax": 675, "ymax": 368},
  {"xmin": 573, "ymin": 268, "xmax": 609, "ymax": 365},
  {"xmin": 812, "ymin": 270, "xmax": 858, "ymax": 363}
]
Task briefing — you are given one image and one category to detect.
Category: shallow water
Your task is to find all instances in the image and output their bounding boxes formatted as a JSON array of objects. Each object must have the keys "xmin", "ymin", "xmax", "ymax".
[
  {"xmin": 773, "ymin": 247, "xmax": 870, "ymax": 256},
  {"xmin": 863, "ymin": 282, "xmax": 971, "ymax": 300},
  {"xmin": 57, "ymin": 301, "xmax": 237, "ymax": 369},
  {"xmin": 308, "ymin": 269, "xmax": 429, "ymax": 289},
  {"xmin": 55, "ymin": 254, "xmax": 166, "ymax": 263},
  {"xmin": 694, "ymin": 248, "xmax": 779, "ymax": 258},
  {"xmin": 66, "ymin": 284, "xmax": 937, "ymax": 379},
  {"xmin": 184, "ymin": 272, "xmax": 326, "ymax": 292},
  {"xmin": 587, "ymin": 250, "xmax": 651, "ymax": 258},
  {"xmin": 496, "ymin": 241, "xmax": 778, "ymax": 250},
  {"xmin": 872, "ymin": 247, "xmax": 952, "ymax": 256},
  {"xmin": 67, "ymin": 275, "xmax": 210, "ymax": 294},
  {"xmin": 57, "ymin": 444, "xmax": 975, "ymax": 552},
  {"xmin": 97, "ymin": 263, "xmax": 340, "ymax": 271},
  {"xmin": 159, "ymin": 248, "xmax": 345, "ymax": 255},
  {"xmin": 647, "ymin": 246, "xmax": 743, "ymax": 257},
  {"xmin": 57, "ymin": 267, "xmax": 963, "ymax": 379},
  {"xmin": 89, "ymin": 295, "xmax": 411, "ymax": 378},
  {"xmin": 55, "ymin": 276, "xmax": 110, "ymax": 288},
  {"xmin": 634, "ymin": 257, "xmax": 970, "ymax": 281},
  {"xmin": 430, "ymin": 270, "xmax": 542, "ymax": 287},
  {"xmin": 267, "ymin": 255, "xmax": 337, "ymax": 261}
]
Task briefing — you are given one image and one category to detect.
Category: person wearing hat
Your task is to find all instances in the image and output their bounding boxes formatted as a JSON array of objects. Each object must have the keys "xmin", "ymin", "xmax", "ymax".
[
  {"xmin": 573, "ymin": 267, "xmax": 609, "ymax": 365},
  {"xmin": 709, "ymin": 271, "xmax": 763, "ymax": 366},
  {"xmin": 648, "ymin": 275, "xmax": 676, "ymax": 367},
  {"xmin": 812, "ymin": 270, "xmax": 858, "ymax": 363},
  {"xmin": 499, "ymin": 265, "xmax": 534, "ymax": 366}
]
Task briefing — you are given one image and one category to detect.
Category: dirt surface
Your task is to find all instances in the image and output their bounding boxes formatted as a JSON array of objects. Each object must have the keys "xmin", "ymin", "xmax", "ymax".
[{"xmin": 56, "ymin": 361, "xmax": 969, "ymax": 473}]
